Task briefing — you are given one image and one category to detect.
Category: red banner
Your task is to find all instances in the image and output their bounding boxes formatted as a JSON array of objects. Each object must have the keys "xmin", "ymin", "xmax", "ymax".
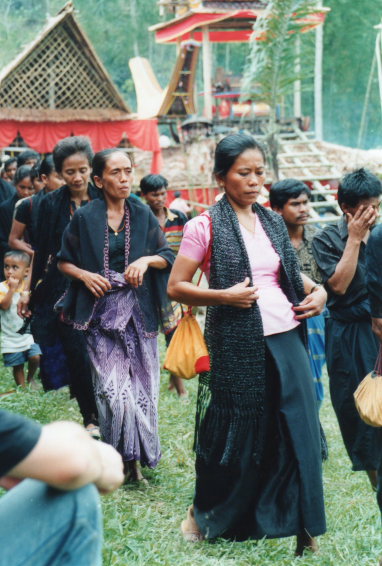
[{"xmin": 0, "ymin": 119, "xmax": 162, "ymax": 173}]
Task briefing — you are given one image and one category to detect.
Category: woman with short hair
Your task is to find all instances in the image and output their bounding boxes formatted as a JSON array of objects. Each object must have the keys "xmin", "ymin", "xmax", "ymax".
[
  {"xmin": 26, "ymin": 136, "xmax": 99, "ymax": 429},
  {"xmin": 58, "ymin": 149, "xmax": 175, "ymax": 482}
]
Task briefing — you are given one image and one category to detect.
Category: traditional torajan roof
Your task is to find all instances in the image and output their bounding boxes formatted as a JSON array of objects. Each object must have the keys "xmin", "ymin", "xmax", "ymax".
[
  {"xmin": 0, "ymin": 2, "xmax": 132, "ymax": 122},
  {"xmin": 129, "ymin": 40, "xmax": 200, "ymax": 119},
  {"xmin": 152, "ymin": 0, "xmax": 327, "ymax": 44},
  {"xmin": 158, "ymin": 1, "xmax": 268, "ymax": 16}
]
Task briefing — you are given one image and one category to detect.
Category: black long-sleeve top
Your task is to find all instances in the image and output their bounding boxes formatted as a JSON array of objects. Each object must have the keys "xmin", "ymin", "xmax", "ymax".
[{"xmin": 366, "ymin": 223, "xmax": 382, "ymax": 318}]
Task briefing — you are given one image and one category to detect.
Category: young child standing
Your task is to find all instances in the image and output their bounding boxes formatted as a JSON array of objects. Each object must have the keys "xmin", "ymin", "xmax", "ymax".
[{"xmin": 0, "ymin": 250, "xmax": 41, "ymax": 387}]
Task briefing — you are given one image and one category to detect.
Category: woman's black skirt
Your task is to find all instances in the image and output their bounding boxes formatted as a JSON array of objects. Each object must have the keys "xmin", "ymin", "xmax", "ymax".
[{"xmin": 193, "ymin": 326, "xmax": 326, "ymax": 540}]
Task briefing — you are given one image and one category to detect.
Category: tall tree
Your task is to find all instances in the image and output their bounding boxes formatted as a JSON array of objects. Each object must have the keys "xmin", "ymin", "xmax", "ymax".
[{"xmin": 241, "ymin": 0, "xmax": 318, "ymax": 179}]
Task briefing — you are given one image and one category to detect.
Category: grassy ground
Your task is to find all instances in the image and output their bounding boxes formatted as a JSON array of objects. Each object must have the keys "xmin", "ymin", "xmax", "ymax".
[{"xmin": 0, "ymin": 340, "xmax": 381, "ymax": 566}]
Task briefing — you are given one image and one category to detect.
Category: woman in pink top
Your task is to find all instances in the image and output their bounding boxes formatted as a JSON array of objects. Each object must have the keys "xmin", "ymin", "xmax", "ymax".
[{"xmin": 168, "ymin": 134, "xmax": 327, "ymax": 555}]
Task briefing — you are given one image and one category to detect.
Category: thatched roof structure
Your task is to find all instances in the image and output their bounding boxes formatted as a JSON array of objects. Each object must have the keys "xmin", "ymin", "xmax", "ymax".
[{"xmin": 0, "ymin": 2, "xmax": 132, "ymax": 122}]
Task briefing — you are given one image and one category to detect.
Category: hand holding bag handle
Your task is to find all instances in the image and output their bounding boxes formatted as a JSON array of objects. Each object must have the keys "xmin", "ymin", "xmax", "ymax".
[{"xmin": 164, "ymin": 213, "xmax": 212, "ymax": 380}]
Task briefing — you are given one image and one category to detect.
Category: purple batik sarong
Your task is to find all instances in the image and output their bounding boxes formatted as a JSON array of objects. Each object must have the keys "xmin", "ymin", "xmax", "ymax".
[{"xmin": 85, "ymin": 272, "xmax": 161, "ymax": 468}]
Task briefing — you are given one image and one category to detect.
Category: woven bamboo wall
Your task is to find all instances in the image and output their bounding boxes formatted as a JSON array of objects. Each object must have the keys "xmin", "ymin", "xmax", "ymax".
[{"xmin": 0, "ymin": 22, "xmax": 123, "ymax": 111}]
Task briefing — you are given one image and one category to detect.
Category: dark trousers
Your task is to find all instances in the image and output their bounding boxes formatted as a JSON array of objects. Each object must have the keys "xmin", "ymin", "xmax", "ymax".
[
  {"xmin": 57, "ymin": 321, "xmax": 98, "ymax": 427},
  {"xmin": 325, "ymin": 317, "xmax": 382, "ymax": 471}
]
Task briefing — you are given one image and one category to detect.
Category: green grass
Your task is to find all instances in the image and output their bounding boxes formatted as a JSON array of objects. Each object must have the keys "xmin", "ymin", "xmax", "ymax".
[{"xmin": 0, "ymin": 339, "xmax": 381, "ymax": 566}]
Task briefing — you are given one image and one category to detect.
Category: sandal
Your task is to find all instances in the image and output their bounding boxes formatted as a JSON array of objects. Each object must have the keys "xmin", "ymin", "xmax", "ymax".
[
  {"xmin": 181, "ymin": 506, "xmax": 204, "ymax": 542},
  {"xmin": 85, "ymin": 424, "xmax": 101, "ymax": 440}
]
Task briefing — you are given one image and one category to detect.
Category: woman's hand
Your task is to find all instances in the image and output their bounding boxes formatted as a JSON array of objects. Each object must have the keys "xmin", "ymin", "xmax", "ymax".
[
  {"xmin": 221, "ymin": 277, "xmax": 259, "ymax": 309},
  {"xmin": 0, "ymin": 476, "xmax": 22, "ymax": 491},
  {"xmin": 293, "ymin": 286, "xmax": 327, "ymax": 320},
  {"xmin": 17, "ymin": 292, "xmax": 31, "ymax": 318},
  {"xmin": 79, "ymin": 271, "xmax": 111, "ymax": 298},
  {"xmin": 124, "ymin": 257, "xmax": 150, "ymax": 288}
]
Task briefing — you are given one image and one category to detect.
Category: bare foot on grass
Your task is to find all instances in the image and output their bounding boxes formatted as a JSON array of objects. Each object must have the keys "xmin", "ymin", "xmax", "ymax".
[{"xmin": 295, "ymin": 532, "xmax": 318, "ymax": 556}]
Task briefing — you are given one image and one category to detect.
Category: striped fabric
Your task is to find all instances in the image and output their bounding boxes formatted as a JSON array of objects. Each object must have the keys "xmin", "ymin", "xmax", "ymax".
[{"xmin": 162, "ymin": 208, "xmax": 188, "ymax": 254}]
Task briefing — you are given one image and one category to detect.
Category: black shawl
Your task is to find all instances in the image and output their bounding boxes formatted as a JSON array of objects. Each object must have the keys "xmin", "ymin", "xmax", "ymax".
[
  {"xmin": 57, "ymin": 197, "xmax": 175, "ymax": 334},
  {"xmin": 195, "ymin": 195, "xmax": 306, "ymax": 466},
  {"xmin": 0, "ymin": 179, "xmax": 15, "ymax": 204},
  {"xmin": 32, "ymin": 183, "xmax": 101, "ymax": 294},
  {"xmin": 0, "ymin": 193, "xmax": 18, "ymax": 268}
]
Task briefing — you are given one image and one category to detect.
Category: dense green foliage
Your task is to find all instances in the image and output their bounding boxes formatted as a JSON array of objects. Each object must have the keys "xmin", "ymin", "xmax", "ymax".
[
  {"xmin": 242, "ymin": 0, "xmax": 317, "ymax": 113},
  {"xmin": 322, "ymin": 0, "xmax": 382, "ymax": 148},
  {"xmin": 0, "ymin": 0, "xmax": 381, "ymax": 148},
  {"xmin": 242, "ymin": 0, "xmax": 318, "ymax": 179},
  {"xmin": 0, "ymin": 342, "xmax": 381, "ymax": 565}
]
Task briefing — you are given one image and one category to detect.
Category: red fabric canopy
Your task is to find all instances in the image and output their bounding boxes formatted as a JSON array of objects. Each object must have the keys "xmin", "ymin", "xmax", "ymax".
[
  {"xmin": 0, "ymin": 119, "xmax": 163, "ymax": 173},
  {"xmin": 154, "ymin": 11, "xmax": 258, "ymax": 44},
  {"xmin": 153, "ymin": 9, "xmax": 327, "ymax": 44}
]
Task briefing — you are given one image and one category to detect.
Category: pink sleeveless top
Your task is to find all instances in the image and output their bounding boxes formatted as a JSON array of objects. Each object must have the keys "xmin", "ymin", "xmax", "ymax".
[{"xmin": 179, "ymin": 213, "xmax": 300, "ymax": 336}]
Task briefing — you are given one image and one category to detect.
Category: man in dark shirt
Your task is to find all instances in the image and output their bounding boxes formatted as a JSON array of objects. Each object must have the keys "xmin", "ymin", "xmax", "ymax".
[
  {"xmin": 312, "ymin": 168, "xmax": 382, "ymax": 489},
  {"xmin": 140, "ymin": 173, "xmax": 188, "ymax": 397},
  {"xmin": 366, "ymin": 222, "xmax": 382, "ymax": 530},
  {"xmin": 0, "ymin": 409, "xmax": 123, "ymax": 565},
  {"xmin": 270, "ymin": 179, "xmax": 325, "ymax": 405},
  {"xmin": 366, "ymin": 223, "xmax": 382, "ymax": 337}
]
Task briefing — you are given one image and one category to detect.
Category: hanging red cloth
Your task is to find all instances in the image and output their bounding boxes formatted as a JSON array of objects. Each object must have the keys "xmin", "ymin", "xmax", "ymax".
[{"xmin": 0, "ymin": 119, "xmax": 162, "ymax": 173}]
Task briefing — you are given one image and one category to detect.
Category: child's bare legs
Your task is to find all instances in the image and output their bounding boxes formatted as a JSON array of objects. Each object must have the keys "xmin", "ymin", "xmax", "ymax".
[
  {"xmin": 13, "ymin": 364, "xmax": 26, "ymax": 387},
  {"xmin": 27, "ymin": 355, "xmax": 40, "ymax": 386}
]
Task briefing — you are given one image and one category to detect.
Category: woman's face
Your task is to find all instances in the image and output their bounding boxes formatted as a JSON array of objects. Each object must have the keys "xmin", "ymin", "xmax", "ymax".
[
  {"xmin": 42, "ymin": 171, "xmax": 64, "ymax": 192},
  {"xmin": 61, "ymin": 152, "xmax": 91, "ymax": 194},
  {"xmin": 32, "ymin": 177, "xmax": 45, "ymax": 193},
  {"xmin": 217, "ymin": 148, "xmax": 266, "ymax": 209},
  {"xmin": 15, "ymin": 176, "xmax": 34, "ymax": 199},
  {"xmin": 94, "ymin": 152, "xmax": 133, "ymax": 202}
]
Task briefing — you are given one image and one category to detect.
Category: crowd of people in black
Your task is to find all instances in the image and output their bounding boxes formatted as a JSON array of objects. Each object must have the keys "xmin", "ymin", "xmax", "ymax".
[{"xmin": 1, "ymin": 133, "xmax": 382, "ymax": 564}]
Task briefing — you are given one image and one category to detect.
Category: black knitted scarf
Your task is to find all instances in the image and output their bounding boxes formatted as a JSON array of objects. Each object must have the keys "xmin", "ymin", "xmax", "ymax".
[{"xmin": 194, "ymin": 195, "xmax": 305, "ymax": 466}]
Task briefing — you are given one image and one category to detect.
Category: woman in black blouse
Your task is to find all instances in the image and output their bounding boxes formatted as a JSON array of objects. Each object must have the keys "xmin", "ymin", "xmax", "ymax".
[
  {"xmin": 58, "ymin": 149, "xmax": 174, "ymax": 482},
  {"xmin": 23, "ymin": 136, "xmax": 99, "ymax": 433}
]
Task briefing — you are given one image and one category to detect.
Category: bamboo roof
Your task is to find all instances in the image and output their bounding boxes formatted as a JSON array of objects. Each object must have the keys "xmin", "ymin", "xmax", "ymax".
[
  {"xmin": 199, "ymin": 1, "xmax": 268, "ymax": 7},
  {"xmin": 0, "ymin": 2, "xmax": 132, "ymax": 122},
  {"xmin": 157, "ymin": 1, "xmax": 268, "ymax": 16}
]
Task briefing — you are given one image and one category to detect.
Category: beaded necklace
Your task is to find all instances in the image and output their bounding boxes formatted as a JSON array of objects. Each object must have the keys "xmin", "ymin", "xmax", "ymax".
[{"xmin": 103, "ymin": 203, "xmax": 130, "ymax": 279}]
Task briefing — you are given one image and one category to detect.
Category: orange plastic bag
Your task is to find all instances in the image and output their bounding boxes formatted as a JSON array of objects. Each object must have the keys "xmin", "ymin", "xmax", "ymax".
[{"xmin": 163, "ymin": 310, "xmax": 210, "ymax": 380}]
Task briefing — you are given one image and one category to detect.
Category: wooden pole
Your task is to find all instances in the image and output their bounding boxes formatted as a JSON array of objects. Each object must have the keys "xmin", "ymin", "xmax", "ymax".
[
  {"xmin": 202, "ymin": 25, "xmax": 213, "ymax": 120},
  {"xmin": 314, "ymin": 1, "xmax": 324, "ymax": 141},
  {"xmin": 376, "ymin": 28, "xmax": 382, "ymax": 117},
  {"xmin": 357, "ymin": 50, "xmax": 376, "ymax": 148},
  {"xmin": 294, "ymin": 36, "xmax": 302, "ymax": 117}
]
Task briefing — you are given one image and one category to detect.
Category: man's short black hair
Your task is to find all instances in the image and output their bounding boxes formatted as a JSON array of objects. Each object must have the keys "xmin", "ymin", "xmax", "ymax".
[
  {"xmin": 338, "ymin": 168, "xmax": 382, "ymax": 208},
  {"xmin": 269, "ymin": 179, "xmax": 311, "ymax": 209},
  {"xmin": 17, "ymin": 150, "xmax": 40, "ymax": 168},
  {"xmin": 139, "ymin": 174, "xmax": 168, "ymax": 195},
  {"xmin": 4, "ymin": 250, "xmax": 31, "ymax": 266}
]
